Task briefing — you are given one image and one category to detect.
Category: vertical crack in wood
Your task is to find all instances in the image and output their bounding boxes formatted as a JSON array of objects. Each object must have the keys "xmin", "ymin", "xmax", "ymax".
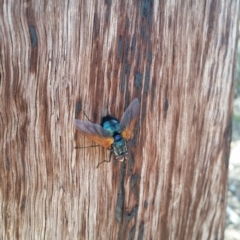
[{"xmin": 116, "ymin": 161, "xmax": 126, "ymax": 223}]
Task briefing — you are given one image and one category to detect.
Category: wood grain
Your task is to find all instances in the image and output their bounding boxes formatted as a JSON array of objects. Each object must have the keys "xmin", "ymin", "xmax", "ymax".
[{"xmin": 0, "ymin": 0, "xmax": 238, "ymax": 239}]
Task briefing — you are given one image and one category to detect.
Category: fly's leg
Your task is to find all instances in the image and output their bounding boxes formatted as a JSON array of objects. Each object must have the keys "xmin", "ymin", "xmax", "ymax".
[
  {"xmin": 75, "ymin": 145, "xmax": 99, "ymax": 149},
  {"xmin": 96, "ymin": 151, "xmax": 113, "ymax": 168},
  {"xmin": 83, "ymin": 110, "xmax": 93, "ymax": 123},
  {"xmin": 75, "ymin": 111, "xmax": 98, "ymax": 148}
]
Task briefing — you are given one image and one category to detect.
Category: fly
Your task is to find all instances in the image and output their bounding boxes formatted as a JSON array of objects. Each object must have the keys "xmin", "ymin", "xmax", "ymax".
[{"xmin": 74, "ymin": 98, "xmax": 139, "ymax": 167}]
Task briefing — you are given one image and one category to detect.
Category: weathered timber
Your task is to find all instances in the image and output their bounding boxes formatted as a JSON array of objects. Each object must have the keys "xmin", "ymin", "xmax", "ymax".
[{"xmin": 0, "ymin": 0, "xmax": 238, "ymax": 239}]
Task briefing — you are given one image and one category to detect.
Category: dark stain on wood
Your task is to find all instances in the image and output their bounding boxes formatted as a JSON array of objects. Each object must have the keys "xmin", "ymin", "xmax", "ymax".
[
  {"xmin": 29, "ymin": 25, "xmax": 38, "ymax": 48},
  {"xmin": 141, "ymin": 0, "xmax": 151, "ymax": 18},
  {"xmin": 93, "ymin": 13, "xmax": 100, "ymax": 40},
  {"xmin": 127, "ymin": 150, "xmax": 135, "ymax": 174},
  {"xmin": 130, "ymin": 172, "xmax": 140, "ymax": 200},
  {"xmin": 207, "ymin": 1, "xmax": 217, "ymax": 40},
  {"xmin": 131, "ymin": 34, "xmax": 136, "ymax": 55},
  {"xmin": 126, "ymin": 205, "xmax": 138, "ymax": 222},
  {"xmin": 104, "ymin": 0, "xmax": 112, "ymax": 23},
  {"xmin": 117, "ymin": 36, "xmax": 123, "ymax": 62},
  {"xmin": 26, "ymin": 5, "xmax": 38, "ymax": 72},
  {"xmin": 5, "ymin": 157, "xmax": 10, "ymax": 171},
  {"xmin": 144, "ymin": 67, "xmax": 150, "ymax": 93},
  {"xmin": 134, "ymin": 72, "xmax": 143, "ymax": 89},
  {"xmin": 221, "ymin": 15, "xmax": 231, "ymax": 61},
  {"xmin": 75, "ymin": 101, "xmax": 82, "ymax": 118},
  {"xmin": 223, "ymin": 117, "xmax": 232, "ymax": 168},
  {"xmin": 164, "ymin": 98, "xmax": 169, "ymax": 117},
  {"xmin": 138, "ymin": 221, "xmax": 145, "ymax": 240},
  {"xmin": 129, "ymin": 225, "xmax": 136, "ymax": 240}
]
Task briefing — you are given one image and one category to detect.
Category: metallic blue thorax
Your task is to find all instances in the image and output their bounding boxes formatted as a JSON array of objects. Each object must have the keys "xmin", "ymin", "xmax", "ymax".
[{"xmin": 101, "ymin": 116, "xmax": 128, "ymax": 159}]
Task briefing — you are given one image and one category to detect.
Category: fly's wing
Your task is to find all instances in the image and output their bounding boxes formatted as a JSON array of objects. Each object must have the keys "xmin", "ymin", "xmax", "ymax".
[
  {"xmin": 74, "ymin": 120, "xmax": 114, "ymax": 148},
  {"xmin": 120, "ymin": 98, "xmax": 140, "ymax": 140}
]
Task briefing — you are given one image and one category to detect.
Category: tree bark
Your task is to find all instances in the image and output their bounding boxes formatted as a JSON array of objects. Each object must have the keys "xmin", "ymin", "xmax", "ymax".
[{"xmin": 0, "ymin": 0, "xmax": 238, "ymax": 239}]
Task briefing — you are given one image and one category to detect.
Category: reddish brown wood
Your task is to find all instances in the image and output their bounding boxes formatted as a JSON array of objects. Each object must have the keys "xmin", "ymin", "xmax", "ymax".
[{"xmin": 0, "ymin": 0, "xmax": 238, "ymax": 239}]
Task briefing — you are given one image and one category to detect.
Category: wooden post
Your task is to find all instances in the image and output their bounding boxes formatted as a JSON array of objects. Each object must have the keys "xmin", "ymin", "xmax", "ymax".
[{"xmin": 0, "ymin": 0, "xmax": 238, "ymax": 239}]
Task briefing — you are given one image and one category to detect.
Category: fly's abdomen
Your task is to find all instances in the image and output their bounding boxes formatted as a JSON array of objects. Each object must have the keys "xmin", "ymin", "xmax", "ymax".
[{"xmin": 113, "ymin": 135, "xmax": 128, "ymax": 158}]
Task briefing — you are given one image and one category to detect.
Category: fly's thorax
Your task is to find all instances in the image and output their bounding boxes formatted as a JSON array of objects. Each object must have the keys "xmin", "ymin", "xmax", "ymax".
[{"xmin": 101, "ymin": 116, "xmax": 121, "ymax": 135}]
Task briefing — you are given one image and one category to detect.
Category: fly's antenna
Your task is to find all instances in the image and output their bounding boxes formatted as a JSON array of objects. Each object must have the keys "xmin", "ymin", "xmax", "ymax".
[
  {"xmin": 107, "ymin": 100, "xmax": 109, "ymax": 113},
  {"xmin": 105, "ymin": 101, "xmax": 110, "ymax": 116}
]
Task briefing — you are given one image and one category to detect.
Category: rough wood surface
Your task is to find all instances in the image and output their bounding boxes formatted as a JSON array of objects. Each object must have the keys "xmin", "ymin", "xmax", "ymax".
[{"xmin": 0, "ymin": 0, "xmax": 238, "ymax": 239}]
